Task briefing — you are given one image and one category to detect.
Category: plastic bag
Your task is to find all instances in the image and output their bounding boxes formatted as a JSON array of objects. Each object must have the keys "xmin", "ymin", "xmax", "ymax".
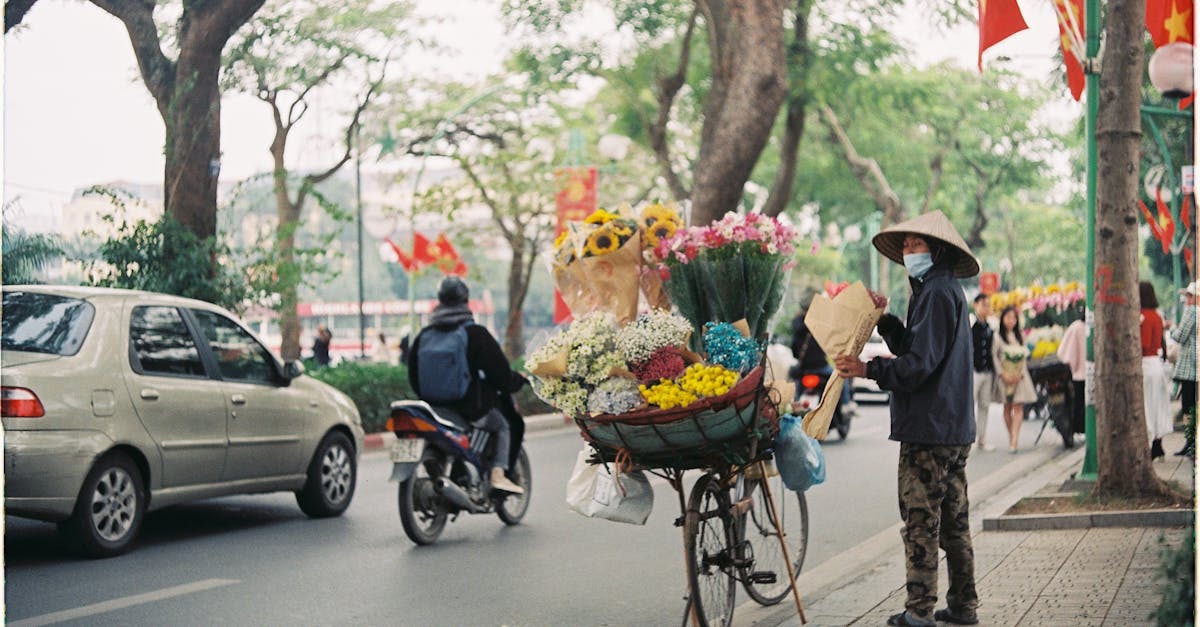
[
  {"xmin": 565, "ymin": 448, "xmax": 654, "ymax": 525},
  {"xmin": 774, "ymin": 414, "xmax": 826, "ymax": 492}
]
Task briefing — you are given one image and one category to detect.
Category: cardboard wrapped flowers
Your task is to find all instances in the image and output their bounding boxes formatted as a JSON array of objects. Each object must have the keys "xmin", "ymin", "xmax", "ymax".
[{"xmin": 574, "ymin": 366, "xmax": 777, "ymax": 470}]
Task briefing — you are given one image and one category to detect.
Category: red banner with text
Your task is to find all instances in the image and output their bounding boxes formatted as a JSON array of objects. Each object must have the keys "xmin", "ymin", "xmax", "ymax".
[{"xmin": 553, "ymin": 166, "xmax": 598, "ymax": 324}]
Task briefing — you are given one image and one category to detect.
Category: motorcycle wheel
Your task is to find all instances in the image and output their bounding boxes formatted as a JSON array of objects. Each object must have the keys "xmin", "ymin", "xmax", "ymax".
[
  {"xmin": 496, "ymin": 447, "xmax": 532, "ymax": 525},
  {"xmin": 398, "ymin": 448, "xmax": 449, "ymax": 545},
  {"xmin": 836, "ymin": 409, "xmax": 851, "ymax": 440}
]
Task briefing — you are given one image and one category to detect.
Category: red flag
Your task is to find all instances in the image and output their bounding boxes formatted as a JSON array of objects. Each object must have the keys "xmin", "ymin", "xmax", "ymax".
[
  {"xmin": 1156, "ymin": 189, "xmax": 1177, "ymax": 254},
  {"xmin": 1140, "ymin": 198, "xmax": 1168, "ymax": 246},
  {"xmin": 411, "ymin": 233, "xmax": 438, "ymax": 267},
  {"xmin": 1186, "ymin": 247, "xmax": 1195, "ymax": 276},
  {"xmin": 1147, "ymin": 0, "xmax": 1194, "ymax": 47},
  {"xmin": 978, "ymin": 0, "xmax": 1029, "ymax": 71},
  {"xmin": 1182, "ymin": 195, "xmax": 1193, "ymax": 232},
  {"xmin": 384, "ymin": 237, "xmax": 416, "ymax": 272},
  {"xmin": 1053, "ymin": 0, "xmax": 1086, "ymax": 101},
  {"xmin": 432, "ymin": 233, "xmax": 468, "ymax": 275}
]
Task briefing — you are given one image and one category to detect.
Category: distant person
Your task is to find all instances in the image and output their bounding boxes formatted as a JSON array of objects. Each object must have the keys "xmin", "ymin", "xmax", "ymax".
[
  {"xmin": 833, "ymin": 211, "xmax": 979, "ymax": 627},
  {"xmin": 399, "ymin": 333, "xmax": 411, "ymax": 367},
  {"xmin": 1171, "ymin": 281, "xmax": 1197, "ymax": 457},
  {"xmin": 408, "ymin": 276, "xmax": 527, "ymax": 494},
  {"xmin": 371, "ymin": 331, "xmax": 392, "ymax": 364},
  {"xmin": 970, "ymin": 294, "xmax": 996, "ymax": 451},
  {"xmin": 1139, "ymin": 281, "xmax": 1173, "ymax": 461},
  {"xmin": 1056, "ymin": 300, "xmax": 1088, "ymax": 442},
  {"xmin": 992, "ymin": 305, "xmax": 1035, "ymax": 453},
  {"xmin": 312, "ymin": 324, "xmax": 332, "ymax": 367}
]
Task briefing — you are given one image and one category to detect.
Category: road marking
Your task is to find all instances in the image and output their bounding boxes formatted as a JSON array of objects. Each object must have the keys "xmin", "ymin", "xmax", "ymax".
[{"xmin": 9, "ymin": 578, "xmax": 239, "ymax": 627}]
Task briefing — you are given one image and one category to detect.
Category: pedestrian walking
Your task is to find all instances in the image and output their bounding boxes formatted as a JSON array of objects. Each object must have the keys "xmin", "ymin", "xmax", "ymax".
[
  {"xmin": 1171, "ymin": 281, "xmax": 1197, "ymax": 457},
  {"xmin": 970, "ymin": 294, "xmax": 996, "ymax": 451},
  {"xmin": 371, "ymin": 331, "xmax": 392, "ymax": 364},
  {"xmin": 1139, "ymin": 281, "xmax": 1173, "ymax": 460},
  {"xmin": 312, "ymin": 324, "xmax": 332, "ymax": 367},
  {"xmin": 1055, "ymin": 300, "xmax": 1088, "ymax": 439},
  {"xmin": 992, "ymin": 305, "xmax": 1036, "ymax": 453},
  {"xmin": 833, "ymin": 210, "xmax": 981, "ymax": 627}
]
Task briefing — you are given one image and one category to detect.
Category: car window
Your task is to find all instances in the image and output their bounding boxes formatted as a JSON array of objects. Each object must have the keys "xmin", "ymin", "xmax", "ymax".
[
  {"xmin": 191, "ymin": 310, "xmax": 276, "ymax": 384},
  {"xmin": 130, "ymin": 306, "xmax": 207, "ymax": 377},
  {"xmin": 1, "ymin": 291, "xmax": 95, "ymax": 356}
]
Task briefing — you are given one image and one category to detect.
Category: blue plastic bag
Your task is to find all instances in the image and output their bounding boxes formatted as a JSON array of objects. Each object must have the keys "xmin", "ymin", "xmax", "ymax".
[{"xmin": 774, "ymin": 414, "xmax": 826, "ymax": 491}]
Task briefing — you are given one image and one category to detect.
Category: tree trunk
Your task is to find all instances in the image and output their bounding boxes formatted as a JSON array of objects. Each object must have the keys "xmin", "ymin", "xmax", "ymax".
[
  {"xmin": 1093, "ymin": 0, "xmax": 1175, "ymax": 499},
  {"xmin": 504, "ymin": 244, "xmax": 528, "ymax": 359},
  {"xmin": 762, "ymin": 0, "xmax": 813, "ymax": 218},
  {"xmin": 690, "ymin": 0, "xmax": 787, "ymax": 226},
  {"xmin": 166, "ymin": 26, "xmax": 223, "ymax": 240},
  {"xmin": 270, "ymin": 120, "xmax": 305, "ymax": 362}
]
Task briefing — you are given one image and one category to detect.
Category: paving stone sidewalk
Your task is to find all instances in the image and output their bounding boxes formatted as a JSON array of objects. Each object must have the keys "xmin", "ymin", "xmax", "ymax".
[{"xmin": 783, "ymin": 431, "xmax": 1195, "ymax": 627}]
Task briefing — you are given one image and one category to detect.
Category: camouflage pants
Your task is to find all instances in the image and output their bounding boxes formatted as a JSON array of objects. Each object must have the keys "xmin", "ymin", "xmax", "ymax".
[{"xmin": 897, "ymin": 443, "xmax": 977, "ymax": 620}]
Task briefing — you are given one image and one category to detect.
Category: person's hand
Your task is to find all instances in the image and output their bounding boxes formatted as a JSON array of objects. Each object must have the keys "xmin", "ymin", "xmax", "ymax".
[
  {"xmin": 876, "ymin": 313, "xmax": 903, "ymax": 337},
  {"xmin": 834, "ymin": 354, "xmax": 866, "ymax": 378}
]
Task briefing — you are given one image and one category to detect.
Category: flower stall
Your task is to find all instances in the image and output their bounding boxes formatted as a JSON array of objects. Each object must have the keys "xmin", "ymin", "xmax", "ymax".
[{"xmin": 527, "ymin": 203, "xmax": 811, "ymax": 624}]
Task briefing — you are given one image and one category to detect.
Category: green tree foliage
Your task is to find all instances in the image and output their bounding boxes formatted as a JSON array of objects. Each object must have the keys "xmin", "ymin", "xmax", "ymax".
[
  {"xmin": 223, "ymin": 0, "xmax": 413, "ymax": 360},
  {"xmin": 80, "ymin": 213, "xmax": 264, "ymax": 314},
  {"xmin": 2, "ymin": 202, "xmax": 63, "ymax": 285}
]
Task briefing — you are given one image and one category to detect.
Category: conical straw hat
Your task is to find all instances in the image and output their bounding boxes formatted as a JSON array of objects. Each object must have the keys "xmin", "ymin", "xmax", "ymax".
[{"xmin": 871, "ymin": 210, "xmax": 980, "ymax": 278}]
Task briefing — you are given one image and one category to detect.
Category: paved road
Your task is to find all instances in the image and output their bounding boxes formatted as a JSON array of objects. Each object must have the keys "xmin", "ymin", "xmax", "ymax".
[{"xmin": 4, "ymin": 402, "xmax": 1065, "ymax": 626}]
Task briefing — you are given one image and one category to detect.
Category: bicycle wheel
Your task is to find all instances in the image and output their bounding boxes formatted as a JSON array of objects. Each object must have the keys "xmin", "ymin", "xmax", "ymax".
[
  {"xmin": 738, "ymin": 472, "xmax": 809, "ymax": 606},
  {"xmin": 684, "ymin": 473, "xmax": 738, "ymax": 627}
]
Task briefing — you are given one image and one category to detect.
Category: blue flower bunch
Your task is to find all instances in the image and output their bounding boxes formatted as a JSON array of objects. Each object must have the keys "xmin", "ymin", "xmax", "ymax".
[{"xmin": 702, "ymin": 321, "xmax": 760, "ymax": 374}]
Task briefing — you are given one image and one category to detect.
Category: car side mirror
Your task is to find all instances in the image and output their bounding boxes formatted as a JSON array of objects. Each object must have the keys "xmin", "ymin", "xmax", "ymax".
[{"xmin": 283, "ymin": 360, "xmax": 304, "ymax": 381}]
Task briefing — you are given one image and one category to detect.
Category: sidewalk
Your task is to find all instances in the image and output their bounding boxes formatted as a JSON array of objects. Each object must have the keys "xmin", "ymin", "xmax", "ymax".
[{"xmin": 743, "ymin": 431, "xmax": 1195, "ymax": 627}]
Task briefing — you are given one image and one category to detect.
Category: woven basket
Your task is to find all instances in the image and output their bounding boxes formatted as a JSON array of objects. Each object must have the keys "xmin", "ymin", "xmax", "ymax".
[{"xmin": 575, "ymin": 366, "xmax": 777, "ymax": 469}]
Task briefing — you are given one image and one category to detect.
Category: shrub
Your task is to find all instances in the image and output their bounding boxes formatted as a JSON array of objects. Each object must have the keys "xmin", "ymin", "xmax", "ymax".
[
  {"xmin": 307, "ymin": 361, "xmax": 414, "ymax": 434},
  {"xmin": 1154, "ymin": 524, "xmax": 1195, "ymax": 626}
]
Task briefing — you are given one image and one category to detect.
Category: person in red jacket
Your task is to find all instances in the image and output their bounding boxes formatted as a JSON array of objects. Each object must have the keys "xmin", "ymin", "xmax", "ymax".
[{"xmin": 1139, "ymin": 281, "xmax": 1173, "ymax": 460}]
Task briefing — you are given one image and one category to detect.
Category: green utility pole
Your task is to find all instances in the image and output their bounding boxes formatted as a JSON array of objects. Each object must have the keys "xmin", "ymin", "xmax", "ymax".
[{"xmin": 1080, "ymin": 0, "xmax": 1100, "ymax": 480}]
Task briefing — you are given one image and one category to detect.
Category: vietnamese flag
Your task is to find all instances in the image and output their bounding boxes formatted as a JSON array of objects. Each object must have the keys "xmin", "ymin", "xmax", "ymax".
[
  {"xmin": 1156, "ymin": 189, "xmax": 1177, "ymax": 254},
  {"xmin": 978, "ymin": 0, "xmax": 1029, "ymax": 71},
  {"xmin": 384, "ymin": 237, "xmax": 416, "ymax": 272},
  {"xmin": 1147, "ymin": 0, "xmax": 1194, "ymax": 47},
  {"xmin": 1053, "ymin": 0, "xmax": 1086, "ymax": 101},
  {"xmin": 432, "ymin": 233, "xmax": 468, "ymax": 275},
  {"xmin": 411, "ymin": 233, "xmax": 438, "ymax": 267}
]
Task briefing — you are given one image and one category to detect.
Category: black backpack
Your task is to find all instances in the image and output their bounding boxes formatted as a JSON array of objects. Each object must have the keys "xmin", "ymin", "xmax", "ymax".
[{"xmin": 417, "ymin": 323, "xmax": 473, "ymax": 403}]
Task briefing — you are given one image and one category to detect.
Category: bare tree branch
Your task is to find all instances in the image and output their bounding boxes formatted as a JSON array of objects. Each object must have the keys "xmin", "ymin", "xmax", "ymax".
[
  {"xmin": 763, "ymin": 0, "xmax": 814, "ymax": 217},
  {"xmin": 646, "ymin": 7, "xmax": 697, "ymax": 201},
  {"xmin": 89, "ymin": 0, "xmax": 175, "ymax": 117},
  {"xmin": 819, "ymin": 103, "xmax": 905, "ymax": 226}
]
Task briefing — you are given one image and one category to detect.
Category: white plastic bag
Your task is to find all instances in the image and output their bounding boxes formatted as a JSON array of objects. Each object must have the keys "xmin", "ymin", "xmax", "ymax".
[{"xmin": 565, "ymin": 448, "xmax": 654, "ymax": 525}]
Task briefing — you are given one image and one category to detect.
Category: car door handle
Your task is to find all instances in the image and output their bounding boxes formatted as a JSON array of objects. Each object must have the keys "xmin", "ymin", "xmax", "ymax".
[
  {"xmin": 230, "ymin": 394, "xmax": 247, "ymax": 406},
  {"xmin": 140, "ymin": 389, "xmax": 159, "ymax": 401}
]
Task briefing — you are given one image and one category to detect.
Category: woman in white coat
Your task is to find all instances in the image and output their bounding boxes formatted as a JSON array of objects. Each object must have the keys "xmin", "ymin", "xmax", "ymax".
[{"xmin": 992, "ymin": 306, "xmax": 1037, "ymax": 452}]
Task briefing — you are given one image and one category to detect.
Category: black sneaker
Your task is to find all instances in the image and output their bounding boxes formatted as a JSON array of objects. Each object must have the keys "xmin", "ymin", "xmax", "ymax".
[
  {"xmin": 887, "ymin": 611, "xmax": 935, "ymax": 626},
  {"xmin": 933, "ymin": 608, "xmax": 979, "ymax": 625}
]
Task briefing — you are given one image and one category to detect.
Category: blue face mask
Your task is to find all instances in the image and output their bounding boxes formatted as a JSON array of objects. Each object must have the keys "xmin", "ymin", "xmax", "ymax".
[{"xmin": 903, "ymin": 253, "xmax": 933, "ymax": 279}]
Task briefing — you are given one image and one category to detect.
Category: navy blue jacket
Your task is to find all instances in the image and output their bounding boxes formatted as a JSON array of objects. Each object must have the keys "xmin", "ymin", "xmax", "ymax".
[{"xmin": 865, "ymin": 264, "xmax": 976, "ymax": 445}]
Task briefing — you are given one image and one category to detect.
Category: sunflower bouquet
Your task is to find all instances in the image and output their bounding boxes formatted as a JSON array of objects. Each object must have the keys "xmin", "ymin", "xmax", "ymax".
[
  {"xmin": 553, "ymin": 208, "xmax": 644, "ymax": 324},
  {"xmin": 637, "ymin": 202, "xmax": 684, "ymax": 311}
]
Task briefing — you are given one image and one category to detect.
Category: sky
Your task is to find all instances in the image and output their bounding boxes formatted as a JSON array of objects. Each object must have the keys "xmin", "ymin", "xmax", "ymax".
[{"xmin": 2, "ymin": 0, "xmax": 1065, "ymax": 234}]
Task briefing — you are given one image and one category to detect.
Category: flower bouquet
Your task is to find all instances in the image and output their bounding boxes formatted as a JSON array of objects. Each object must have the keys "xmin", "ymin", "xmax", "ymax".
[
  {"xmin": 801, "ymin": 281, "xmax": 888, "ymax": 439},
  {"xmin": 999, "ymin": 344, "xmax": 1028, "ymax": 396},
  {"xmin": 553, "ymin": 209, "xmax": 643, "ymax": 325},
  {"xmin": 650, "ymin": 212, "xmax": 801, "ymax": 346}
]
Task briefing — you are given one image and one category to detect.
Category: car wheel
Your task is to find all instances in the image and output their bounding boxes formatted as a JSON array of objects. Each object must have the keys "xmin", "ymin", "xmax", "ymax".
[
  {"xmin": 62, "ymin": 452, "xmax": 145, "ymax": 558},
  {"xmin": 296, "ymin": 431, "xmax": 356, "ymax": 517}
]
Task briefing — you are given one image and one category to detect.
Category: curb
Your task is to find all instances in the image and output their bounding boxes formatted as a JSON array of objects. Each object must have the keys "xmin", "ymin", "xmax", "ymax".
[
  {"xmin": 983, "ymin": 508, "xmax": 1195, "ymax": 531},
  {"xmin": 361, "ymin": 411, "xmax": 571, "ymax": 452}
]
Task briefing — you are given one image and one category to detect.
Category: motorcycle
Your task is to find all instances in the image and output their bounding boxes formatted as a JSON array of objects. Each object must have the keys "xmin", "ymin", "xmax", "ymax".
[
  {"xmin": 792, "ymin": 367, "xmax": 853, "ymax": 440},
  {"xmin": 387, "ymin": 400, "xmax": 531, "ymax": 545}
]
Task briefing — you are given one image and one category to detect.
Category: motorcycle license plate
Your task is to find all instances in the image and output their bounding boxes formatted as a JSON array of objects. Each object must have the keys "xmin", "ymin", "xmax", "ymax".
[{"xmin": 390, "ymin": 438, "xmax": 425, "ymax": 463}]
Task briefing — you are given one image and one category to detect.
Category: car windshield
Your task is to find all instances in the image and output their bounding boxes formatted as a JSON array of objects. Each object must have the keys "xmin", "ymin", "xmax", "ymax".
[{"xmin": 1, "ymin": 291, "xmax": 96, "ymax": 356}]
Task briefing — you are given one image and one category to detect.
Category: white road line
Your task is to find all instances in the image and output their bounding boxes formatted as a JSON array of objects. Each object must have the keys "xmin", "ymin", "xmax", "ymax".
[{"xmin": 9, "ymin": 578, "xmax": 239, "ymax": 627}]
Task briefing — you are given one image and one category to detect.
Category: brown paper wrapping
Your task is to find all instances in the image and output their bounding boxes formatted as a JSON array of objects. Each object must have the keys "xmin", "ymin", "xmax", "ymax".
[
  {"xmin": 801, "ymin": 281, "xmax": 886, "ymax": 440},
  {"xmin": 552, "ymin": 229, "xmax": 642, "ymax": 325}
]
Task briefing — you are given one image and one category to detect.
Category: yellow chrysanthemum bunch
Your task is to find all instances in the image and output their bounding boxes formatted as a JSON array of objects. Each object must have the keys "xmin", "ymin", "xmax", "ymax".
[
  {"xmin": 678, "ymin": 363, "xmax": 738, "ymax": 398},
  {"xmin": 639, "ymin": 379, "xmax": 699, "ymax": 410},
  {"xmin": 640, "ymin": 202, "xmax": 684, "ymax": 250}
]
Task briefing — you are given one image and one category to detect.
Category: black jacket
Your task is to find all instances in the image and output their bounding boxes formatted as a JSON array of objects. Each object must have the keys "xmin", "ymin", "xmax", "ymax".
[
  {"xmin": 971, "ymin": 319, "xmax": 994, "ymax": 373},
  {"xmin": 790, "ymin": 317, "xmax": 829, "ymax": 371},
  {"xmin": 408, "ymin": 323, "xmax": 524, "ymax": 422},
  {"xmin": 866, "ymin": 265, "xmax": 975, "ymax": 445}
]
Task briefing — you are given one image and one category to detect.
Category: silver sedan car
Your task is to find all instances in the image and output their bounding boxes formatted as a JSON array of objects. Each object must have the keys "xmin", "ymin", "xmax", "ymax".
[{"xmin": 3, "ymin": 286, "xmax": 364, "ymax": 557}]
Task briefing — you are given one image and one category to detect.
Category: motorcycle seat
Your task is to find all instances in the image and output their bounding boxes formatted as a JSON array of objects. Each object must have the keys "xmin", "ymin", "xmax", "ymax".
[{"xmin": 389, "ymin": 400, "xmax": 471, "ymax": 432}]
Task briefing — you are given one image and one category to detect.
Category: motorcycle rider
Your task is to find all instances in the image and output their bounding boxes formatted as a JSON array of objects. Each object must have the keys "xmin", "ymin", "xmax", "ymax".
[{"xmin": 408, "ymin": 276, "xmax": 526, "ymax": 494}]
